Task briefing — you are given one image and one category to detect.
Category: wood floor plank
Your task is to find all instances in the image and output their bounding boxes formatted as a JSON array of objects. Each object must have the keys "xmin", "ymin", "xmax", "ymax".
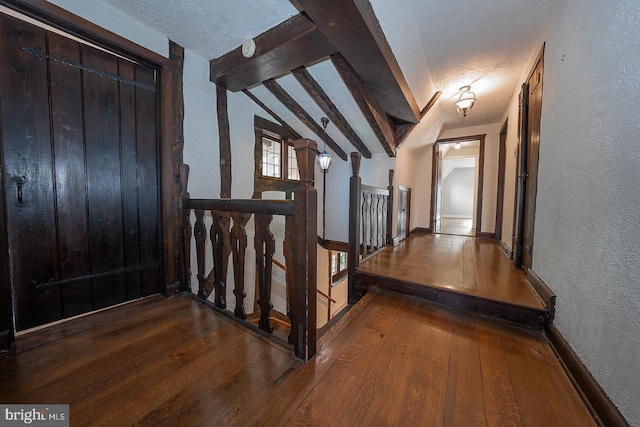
[
  {"xmin": 477, "ymin": 320, "xmax": 523, "ymax": 427},
  {"xmin": 443, "ymin": 315, "xmax": 487, "ymax": 426},
  {"xmin": 0, "ymin": 290, "xmax": 597, "ymax": 427},
  {"xmin": 498, "ymin": 325, "xmax": 597, "ymax": 427}
]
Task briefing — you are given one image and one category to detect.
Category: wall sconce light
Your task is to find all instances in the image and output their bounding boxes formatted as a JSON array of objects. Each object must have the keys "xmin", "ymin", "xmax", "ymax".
[
  {"xmin": 454, "ymin": 142, "xmax": 461, "ymax": 150},
  {"xmin": 455, "ymin": 85, "xmax": 476, "ymax": 117},
  {"xmin": 317, "ymin": 117, "xmax": 331, "ymax": 171}
]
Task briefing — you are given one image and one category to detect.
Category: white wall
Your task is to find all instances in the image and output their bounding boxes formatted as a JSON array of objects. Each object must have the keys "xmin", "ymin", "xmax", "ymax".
[
  {"xmin": 442, "ymin": 167, "xmax": 475, "ymax": 218},
  {"xmin": 508, "ymin": 0, "xmax": 640, "ymax": 424}
]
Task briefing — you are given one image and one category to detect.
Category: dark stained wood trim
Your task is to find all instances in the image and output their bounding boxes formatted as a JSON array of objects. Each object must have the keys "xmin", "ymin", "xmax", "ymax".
[
  {"xmin": 396, "ymin": 91, "xmax": 442, "ymax": 148},
  {"xmin": 243, "ymin": 89, "xmax": 302, "ymax": 139},
  {"xmin": 216, "ymin": 85, "xmax": 232, "ymax": 198},
  {"xmin": 526, "ymin": 268, "xmax": 555, "ymax": 321},
  {"xmin": 331, "ymin": 54, "xmax": 396, "ymax": 156},
  {"xmin": 254, "ymin": 115, "xmax": 297, "ymax": 141},
  {"xmin": 292, "ymin": 67, "xmax": 372, "ymax": 158},
  {"xmin": 357, "ymin": 271, "xmax": 546, "ymax": 330},
  {"xmin": 546, "ymin": 324, "xmax": 631, "ymax": 427},
  {"xmin": 410, "ymin": 227, "xmax": 432, "ymax": 235},
  {"xmin": 263, "ymin": 79, "xmax": 347, "ymax": 160},
  {"xmin": 430, "ymin": 144, "xmax": 437, "ymax": 231},
  {"xmin": 476, "ymin": 232, "xmax": 494, "ymax": 239},
  {"xmin": 0, "ymin": 0, "xmax": 180, "ymax": 304},
  {"xmin": 317, "ymin": 237, "xmax": 349, "ymax": 252},
  {"xmin": 296, "ymin": 0, "xmax": 420, "ymax": 123},
  {"xmin": 347, "ymin": 152, "xmax": 362, "ymax": 304},
  {"xmin": 495, "ymin": 119, "xmax": 508, "ymax": 241},
  {"xmin": 168, "ymin": 40, "xmax": 185, "ymax": 295},
  {"xmin": 210, "ymin": 13, "xmax": 336, "ymax": 92},
  {"xmin": 499, "ymin": 240, "xmax": 513, "ymax": 259},
  {"xmin": 0, "ymin": 84, "xmax": 12, "ymax": 350}
]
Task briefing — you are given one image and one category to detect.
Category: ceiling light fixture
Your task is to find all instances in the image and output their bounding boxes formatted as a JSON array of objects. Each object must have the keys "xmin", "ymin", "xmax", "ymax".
[
  {"xmin": 317, "ymin": 117, "xmax": 331, "ymax": 171},
  {"xmin": 454, "ymin": 142, "xmax": 461, "ymax": 150},
  {"xmin": 455, "ymin": 85, "xmax": 476, "ymax": 117}
]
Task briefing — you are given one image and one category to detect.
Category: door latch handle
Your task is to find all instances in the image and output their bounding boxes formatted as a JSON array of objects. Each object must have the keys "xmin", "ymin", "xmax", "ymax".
[{"xmin": 14, "ymin": 176, "xmax": 26, "ymax": 207}]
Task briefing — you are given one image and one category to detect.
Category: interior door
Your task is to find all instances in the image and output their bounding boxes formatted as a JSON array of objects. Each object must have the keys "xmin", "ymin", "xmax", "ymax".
[
  {"xmin": 521, "ymin": 53, "xmax": 544, "ymax": 269},
  {"xmin": 397, "ymin": 186, "xmax": 410, "ymax": 242},
  {"xmin": 0, "ymin": 13, "xmax": 161, "ymax": 332}
]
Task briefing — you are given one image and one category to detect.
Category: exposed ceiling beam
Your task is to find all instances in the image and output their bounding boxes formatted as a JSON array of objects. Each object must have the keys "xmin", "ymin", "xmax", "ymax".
[
  {"xmin": 242, "ymin": 89, "xmax": 302, "ymax": 140},
  {"xmin": 210, "ymin": 14, "xmax": 337, "ymax": 92},
  {"xmin": 292, "ymin": 67, "xmax": 372, "ymax": 159},
  {"xmin": 263, "ymin": 79, "xmax": 348, "ymax": 161},
  {"xmin": 295, "ymin": 0, "xmax": 420, "ymax": 124},
  {"xmin": 331, "ymin": 54, "xmax": 396, "ymax": 157},
  {"xmin": 396, "ymin": 91, "xmax": 442, "ymax": 149}
]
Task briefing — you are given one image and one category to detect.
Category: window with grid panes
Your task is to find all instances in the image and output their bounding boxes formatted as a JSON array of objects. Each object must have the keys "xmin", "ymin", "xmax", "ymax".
[
  {"xmin": 261, "ymin": 130, "xmax": 299, "ymax": 181},
  {"xmin": 331, "ymin": 251, "xmax": 348, "ymax": 283}
]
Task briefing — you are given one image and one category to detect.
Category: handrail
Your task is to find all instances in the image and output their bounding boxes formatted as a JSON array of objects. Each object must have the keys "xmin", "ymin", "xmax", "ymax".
[
  {"xmin": 272, "ymin": 258, "xmax": 287, "ymax": 271},
  {"xmin": 186, "ymin": 198, "xmax": 294, "ymax": 216},
  {"xmin": 316, "ymin": 289, "xmax": 337, "ymax": 303}
]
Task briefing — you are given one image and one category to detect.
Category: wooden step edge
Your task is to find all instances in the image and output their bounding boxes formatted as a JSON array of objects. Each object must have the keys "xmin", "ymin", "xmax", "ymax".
[
  {"xmin": 525, "ymin": 268, "xmax": 556, "ymax": 322},
  {"xmin": 316, "ymin": 286, "xmax": 380, "ymax": 351},
  {"xmin": 357, "ymin": 272, "xmax": 547, "ymax": 330}
]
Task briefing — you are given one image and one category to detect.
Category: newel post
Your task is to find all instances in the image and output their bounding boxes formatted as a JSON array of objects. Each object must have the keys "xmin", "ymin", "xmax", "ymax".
[
  {"xmin": 387, "ymin": 169, "xmax": 394, "ymax": 245},
  {"xmin": 292, "ymin": 139, "xmax": 318, "ymax": 361},
  {"xmin": 348, "ymin": 152, "xmax": 362, "ymax": 305}
]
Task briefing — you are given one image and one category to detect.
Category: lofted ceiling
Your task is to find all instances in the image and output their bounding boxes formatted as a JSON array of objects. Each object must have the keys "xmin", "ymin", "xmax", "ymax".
[{"xmin": 102, "ymin": 0, "xmax": 556, "ymax": 157}]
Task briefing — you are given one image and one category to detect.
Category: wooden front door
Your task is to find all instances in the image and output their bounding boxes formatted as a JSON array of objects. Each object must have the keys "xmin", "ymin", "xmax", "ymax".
[{"xmin": 0, "ymin": 13, "xmax": 161, "ymax": 332}]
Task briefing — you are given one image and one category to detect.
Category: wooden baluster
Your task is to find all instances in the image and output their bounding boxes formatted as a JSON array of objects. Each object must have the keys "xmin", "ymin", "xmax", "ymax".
[
  {"xmin": 387, "ymin": 169, "xmax": 394, "ymax": 245},
  {"xmin": 210, "ymin": 210, "xmax": 227, "ymax": 309},
  {"xmin": 255, "ymin": 213, "xmax": 275, "ymax": 334},
  {"xmin": 348, "ymin": 152, "xmax": 362, "ymax": 305},
  {"xmin": 194, "ymin": 209, "xmax": 208, "ymax": 299},
  {"xmin": 231, "ymin": 212, "xmax": 248, "ymax": 319},
  {"xmin": 284, "ymin": 214, "xmax": 295, "ymax": 344},
  {"xmin": 362, "ymin": 192, "xmax": 371, "ymax": 257},
  {"xmin": 179, "ymin": 164, "xmax": 191, "ymax": 292},
  {"xmin": 292, "ymin": 139, "xmax": 318, "ymax": 360}
]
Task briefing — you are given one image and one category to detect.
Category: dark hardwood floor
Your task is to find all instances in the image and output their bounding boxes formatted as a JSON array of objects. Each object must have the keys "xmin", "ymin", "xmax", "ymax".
[
  {"xmin": 357, "ymin": 234, "xmax": 547, "ymax": 328},
  {"xmin": 0, "ymin": 291, "xmax": 595, "ymax": 426}
]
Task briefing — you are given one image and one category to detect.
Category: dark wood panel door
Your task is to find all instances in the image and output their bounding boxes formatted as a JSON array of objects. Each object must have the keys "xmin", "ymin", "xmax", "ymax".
[
  {"xmin": 521, "ymin": 53, "xmax": 544, "ymax": 270},
  {"xmin": 0, "ymin": 13, "xmax": 161, "ymax": 331},
  {"xmin": 397, "ymin": 185, "xmax": 410, "ymax": 242}
]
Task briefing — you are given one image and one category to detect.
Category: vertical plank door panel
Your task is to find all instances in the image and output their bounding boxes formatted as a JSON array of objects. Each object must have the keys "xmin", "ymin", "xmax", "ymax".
[
  {"xmin": 134, "ymin": 64, "xmax": 161, "ymax": 297},
  {"xmin": 118, "ymin": 59, "xmax": 142, "ymax": 300},
  {"xmin": 81, "ymin": 44, "xmax": 126, "ymax": 310},
  {"xmin": 0, "ymin": 15, "xmax": 61, "ymax": 330},
  {"xmin": 47, "ymin": 31, "xmax": 93, "ymax": 317}
]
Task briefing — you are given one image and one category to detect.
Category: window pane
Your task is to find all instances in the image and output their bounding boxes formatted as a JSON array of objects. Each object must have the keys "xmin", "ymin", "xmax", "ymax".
[
  {"xmin": 262, "ymin": 136, "xmax": 281, "ymax": 178},
  {"xmin": 287, "ymin": 144, "xmax": 300, "ymax": 180},
  {"xmin": 331, "ymin": 254, "xmax": 338, "ymax": 275},
  {"xmin": 340, "ymin": 252, "xmax": 347, "ymax": 271}
]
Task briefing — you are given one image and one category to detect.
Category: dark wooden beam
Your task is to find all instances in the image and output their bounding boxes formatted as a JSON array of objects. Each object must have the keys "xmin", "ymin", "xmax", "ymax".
[
  {"xmin": 396, "ymin": 91, "xmax": 442, "ymax": 149},
  {"xmin": 292, "ymin": 67, "xmax": 372, "ymax": 159},
  {"xmin": 210, "ymin": 14, "xmax": 336, "ymax": 92},
  {"xmin": 216, "ymin": 85, "xmax": 232, "ymax": 198},
  {"xmin": 263, "ymin": 79, "xmax": 347, "ymax": 161},
  {"xmin": 296, "ymin": 0, "xmax": 420, "ymax": 123},
  {"xmin": 331, "ymin": 54, "xmax": 396, "ymax": 156},
  {"xmin": 242, "ymin": 89, "xmax": 302, "ymax": 139}
]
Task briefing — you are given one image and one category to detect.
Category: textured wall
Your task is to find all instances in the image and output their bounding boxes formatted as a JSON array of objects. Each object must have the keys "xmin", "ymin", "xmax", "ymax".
[{"xmin": 532, "ymin": 0, "xmax": 640, "ymax": 424}]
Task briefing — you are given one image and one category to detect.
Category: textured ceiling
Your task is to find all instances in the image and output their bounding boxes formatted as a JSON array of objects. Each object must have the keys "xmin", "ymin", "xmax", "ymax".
[{"xmin": 101, "ymin": 0, "xmax": 556, "ymax": 153}]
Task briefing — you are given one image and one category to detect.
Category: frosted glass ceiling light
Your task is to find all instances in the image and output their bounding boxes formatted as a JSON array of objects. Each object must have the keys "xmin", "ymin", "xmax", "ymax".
[
  {"xmin": 454, "ymin": 142, "xmax": 461, "ymax": 149},
  {"xmin": 455, "ymin": 85, "xmax": 476, "ymax": 117},
  {"xmin": 318, "ymin": 117, "xmax": 331, "ymax": 171}
]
